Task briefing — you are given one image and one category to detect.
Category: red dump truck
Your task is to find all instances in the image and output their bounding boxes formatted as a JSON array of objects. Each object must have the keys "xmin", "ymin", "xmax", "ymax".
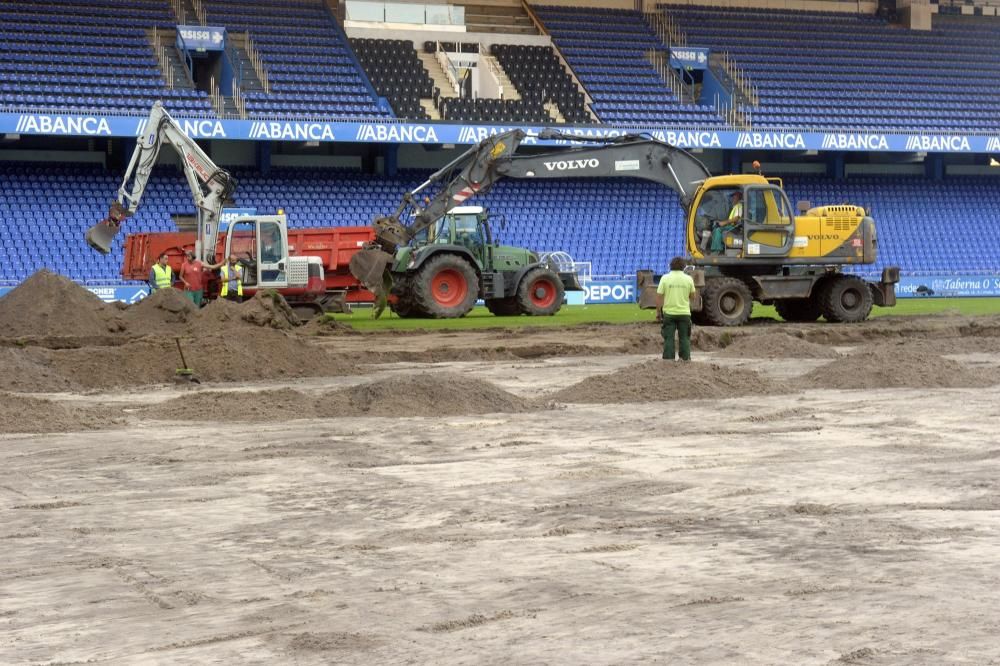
[{"xmin": 122, "ymin": 219, "xmax": 376, "ymax": 316}]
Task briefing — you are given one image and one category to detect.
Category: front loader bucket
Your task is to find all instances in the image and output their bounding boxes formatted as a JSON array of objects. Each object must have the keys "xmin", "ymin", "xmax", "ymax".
[
  {"xmin": 85, "ymin": 219, "xmax": 120, "ymax": 255},
  {"xmin": 349, "ymin": 246, "xmax": 395, "ymax": 294}
]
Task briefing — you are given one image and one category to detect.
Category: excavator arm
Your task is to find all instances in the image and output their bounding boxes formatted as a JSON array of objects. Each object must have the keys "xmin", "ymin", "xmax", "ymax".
[
  {"xmin": 85, "ymin": 101, "xmax": 236, "ymax": 263},
  {"xmin": 348, "ymin": 128, "xmax": 711, "ymax": 291}
]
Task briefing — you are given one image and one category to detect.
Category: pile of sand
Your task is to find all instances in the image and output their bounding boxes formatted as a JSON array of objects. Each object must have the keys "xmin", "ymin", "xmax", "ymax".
[
  {"xmin": 33, "ymin": 329, "xmax": 359, "ymax": 391},
  {"xmin": 315, "ymin": 373, "xmax": 536, "ymax": 417},
  {"xmin": 0, "ymin": 393, "xmax": 113, "ymax": 434},
  {"xmin": 192, "ymin": 292, "xmax": 300, "ymax": 333},
  {"xmin": 0, "ymin": 347, "xmax": 81, "ymax": 392},
  {"xmin": 0, "ymin": 270, "xmax": 125, "ymax": 337},
  {"xmin": 550, "ymin": 360, "xmax": 780, "ymax": 403},
  {"xmin": 143, "ymin": 373, "xmax": 537, "ymax": 421},
  {"xmin": 798, "ymin": 344, "xmax": 1000, "ymax": 390},
  {"xmin": 122, "ymin": 288, "xmax": 198, "ymax": 330},
  {"xmin": 718, "ymin": 332, "xmax": 840, "ymax": 359}
]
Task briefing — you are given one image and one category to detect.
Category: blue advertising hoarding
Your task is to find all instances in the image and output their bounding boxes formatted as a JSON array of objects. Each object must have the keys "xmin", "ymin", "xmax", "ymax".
[
  {"xmin": 176, "ymin": 25, "xmax": 227, "ymax": 51},
  {"xmin": 669, "ymin": 47, "xmax": 710, "ymax": 70},
  {"xmin": 4, "ymin": 112, "xmax": 1000, "ymax": 154}
]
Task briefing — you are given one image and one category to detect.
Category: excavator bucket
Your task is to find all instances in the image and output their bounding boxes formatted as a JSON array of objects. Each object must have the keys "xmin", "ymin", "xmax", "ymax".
[
  {"xmin": 85, "ymin": 219, "xmax": 120, "ymax": 255},
  {"xmin": 349, "ymin": 244, "xmax": 395, "ymax": 294},
  {"xmin": 85, "ymin": 201, "xmax": 129, "ymax": 254}
]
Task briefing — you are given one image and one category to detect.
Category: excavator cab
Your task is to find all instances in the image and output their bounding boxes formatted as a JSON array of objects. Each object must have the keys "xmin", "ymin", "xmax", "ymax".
[{"xmin": 223, "ymin": 216, "xmax": 292, "ymax": 290}]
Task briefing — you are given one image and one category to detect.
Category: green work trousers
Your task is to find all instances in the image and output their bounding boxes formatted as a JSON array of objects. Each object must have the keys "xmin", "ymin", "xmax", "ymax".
[
  {"xmin": 661, "ymin": 314, "xmax": 692, "ymax": 361},
  {"xmin": 184, "ymin": 290, "xmax": 203, "ymax": 306}
]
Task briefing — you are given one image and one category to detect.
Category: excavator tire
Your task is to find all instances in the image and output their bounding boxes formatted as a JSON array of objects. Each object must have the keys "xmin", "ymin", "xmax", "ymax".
[
  {"xmin": 774, "ymin": 297, "xmax": 822, "ymax": 322},
  {"xmin": 485, "ymin": 297, "xmax": 521, "ymax": 316},
  {"xmin": 411, "ymin": 254, "xmax": 479, "ymax": 318},
  {"xmin": 516, "ymin": 267, "xmax": 564, "ymax": 316},
  {"xmin": 820, "ymin": 275, "xmax": 873, "ymax": 323},
  {"xmin": 701, "ymin": 277, "xmax": 753, "ymax": 327}
]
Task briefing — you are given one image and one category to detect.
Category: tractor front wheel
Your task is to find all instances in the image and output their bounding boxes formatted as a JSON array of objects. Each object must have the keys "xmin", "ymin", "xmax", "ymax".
[{"xmin": 516, "ymin": 268, "xmax": 564, "ymax": 316}]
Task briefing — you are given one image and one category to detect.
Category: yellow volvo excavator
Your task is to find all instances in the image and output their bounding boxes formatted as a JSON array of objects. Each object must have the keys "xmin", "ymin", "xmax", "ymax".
[{"xmin": 350, "ymin": 128, "xmax": 898, "ymax": 325}]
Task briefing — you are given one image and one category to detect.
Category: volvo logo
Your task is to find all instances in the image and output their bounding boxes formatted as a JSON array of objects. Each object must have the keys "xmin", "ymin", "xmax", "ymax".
[{"xmin": 543, "ymin": 158, "xmax": 600, "ymax": 171}]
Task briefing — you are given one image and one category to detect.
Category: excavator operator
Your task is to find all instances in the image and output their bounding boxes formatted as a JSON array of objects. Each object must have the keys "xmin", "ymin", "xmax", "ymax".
[{"xmin": 711, "ymin": 191, "xmax": 743, "ymax": 255}]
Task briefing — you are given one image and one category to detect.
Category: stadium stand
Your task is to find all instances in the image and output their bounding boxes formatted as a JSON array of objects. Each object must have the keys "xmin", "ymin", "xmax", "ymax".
[
  {"xmin": 491, "ymin": 44, "xmax": 591, "ymax": 123},
  {"xmin": 350, "ymin": 38, "xmax": 434, "ymax": 120},
  {"xmin": 0, "ymin": 0, "xmax": 212, "ymax": 116},
  {"xmin": 1, "ymin": 161, "xmax": 994, "ymax": 283},
  {"xmin": 666, "ymin": 6, "xmax": 1000, "ymax": 132},
  {"xmin": 533, "ymin": 6, "xmax": 725, "ymax": 127},
  {"xmin": 204, "ymin": 0, "xmax": 389, "ymax": 119}
]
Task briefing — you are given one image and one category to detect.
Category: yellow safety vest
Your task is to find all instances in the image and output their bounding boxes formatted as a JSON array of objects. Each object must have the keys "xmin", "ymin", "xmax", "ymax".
[
  {"xmin": 729, "ymin": 201, "xmax": 744, "ymax": 220},
  {"xmin": 219, "ymin": 263, "xmax": 243, "ymax": 297},
  {"xmin": 152, "ymin": 264, "xmax": 172, "ymax": 290}
]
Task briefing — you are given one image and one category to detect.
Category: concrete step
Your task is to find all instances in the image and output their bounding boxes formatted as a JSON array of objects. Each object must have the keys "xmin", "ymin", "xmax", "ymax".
[
  {"xmin": 544, "ymin": 100, "xmax": 565, "ymax": 124},
  {"xmin": 417, "ymin": 52, "xmax": 458, "ymax": 97},
  {"xmin": 420, "ymin": 98, "xmax": 441, "ymax": 120}
]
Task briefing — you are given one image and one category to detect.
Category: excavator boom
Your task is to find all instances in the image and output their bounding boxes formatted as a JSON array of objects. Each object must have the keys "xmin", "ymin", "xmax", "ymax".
[
  {"xmin": 348, "ymin": 128, "xmax": 711, "ymax": 292},
  {"xmin": 85, "ymin": 102, "xmax": 236, "ymax": 262}
]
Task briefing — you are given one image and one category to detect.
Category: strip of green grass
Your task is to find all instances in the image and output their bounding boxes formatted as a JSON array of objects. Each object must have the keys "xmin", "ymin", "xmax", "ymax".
[{"xmin": 333, "ymin": 298, "xmax": 1000, "ymax": 332}]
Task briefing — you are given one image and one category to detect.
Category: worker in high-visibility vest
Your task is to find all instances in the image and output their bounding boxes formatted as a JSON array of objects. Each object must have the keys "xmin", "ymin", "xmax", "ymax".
[
  {"xmin": 219, "ymin": 254, "xmax": 244, "ymax": 303},
  {"xmin": 148, "ymin": 252, "xmax": 173, "ymax": 291}
]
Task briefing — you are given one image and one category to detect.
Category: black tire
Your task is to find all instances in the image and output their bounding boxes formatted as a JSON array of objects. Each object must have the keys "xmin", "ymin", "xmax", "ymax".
[
  {"xmin": 820, "ymin": 275, "xmax": 873, "ymax": 323},
  {"xmin": 389, "ymin": 277, "xmax": 424, "ymax": 318},
  {"xmin": 411, "ymin": 254, "xmax": 478, "ymax": 318},
  {"xmin": 701, "ymin": 277, "xmax": 753, "ymax": 327},
  {"xmin": 775, "ymin": 297, "xmax": 822, "ymax": 322},
  {"xmin": 516, "ymin": 267, "xmax": 565, "ymax": 316},
  {"xmin": 485, "ymin": 297, "xmax": 522, "ymax": 316}
]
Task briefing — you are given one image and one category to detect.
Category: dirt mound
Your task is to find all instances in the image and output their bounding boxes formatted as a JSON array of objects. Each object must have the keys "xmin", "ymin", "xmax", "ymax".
[
  {"xmin": 550, "ymin": 360, "xmax": 780, "ymax": 403},
  {"xmin": 144, "ymin": 373, "xmax": 537, "ymax": 421},
  {"xmin": 7, "ymin": 329, "xmax": 359, "ymax": 391},
  {"xmin": 122, "ymin": 288, "xmax": 197, "ymax": 331},
  {"xmin": 143, "ymin": 388, "xmax": 307, "ymax": 422},
  {"xmin": 0, "ymin": 347, "xmax": 80, "ymax": 393},
  {"xmin": 0, "ymin": 270, "xmax": 125, "ymax": 338},
  {"xmin": 317, "ymin": 373, "xmax": 536, "ymax": 417},
  {"xmin": 190, "ymin": 292, "xmax": 300, "ymax": 334},
  {"xmin": 718, "ymin": 332, "xmax": 840, "ymax": 359},
  {"xmin": 0, "ymin": 393, "xmax": 112, "ymax": 434},
  {"xmin": 799, "ymin": 343, "xmax": 1000, "ymax": 390}
]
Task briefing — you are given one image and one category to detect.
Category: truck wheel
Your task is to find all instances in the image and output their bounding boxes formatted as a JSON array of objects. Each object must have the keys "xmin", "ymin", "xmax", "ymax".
[
  {"xmin": 821, "ymin": 275, "xmax": 873, "ymax": 323},
  {"xmin": 412, "ymin": 254, "xmax": 478, "ymax": 318},
  {"xmin": 517, "ymin": 268, "xmax": 564, "ymax": 316},
  {"xmin": 390, "ymin": 277, "xmax": 423, "ymax": 318},
  {"xmin": 701, "ymin": 277, "xmax": 752, "ymax": 327},
  {"xmin": 486, "ymin": 297, "xmax": 521, "ymax": 316},
  {"xmin": 775, "ymin": 298, "xmax": 821, "ymax": 322}
]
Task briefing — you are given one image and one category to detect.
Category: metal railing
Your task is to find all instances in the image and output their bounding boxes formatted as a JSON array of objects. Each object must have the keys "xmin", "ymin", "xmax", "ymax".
[
  {"xmin": 434, "ymin": 42, "xmax": 461, "ymax": 96},
  {"xmin": 192, "ymin": 0, "xmax": 207, "ymax": 25},
  {"xmin": 171, "ymin": 0, "xmax": 186, "ymax": 24},
  {"xmin": 713, "ymin": 93, "xmax": 752, "ymax": 130},
  {"xmin": 716, "ymin": 51, "xmax": 759, "ymax": 107},
  {"xmin": 645, "ymin": 10, "xmax": 686, "ymax": 48},
  {"xmin": 231, "ymin": 78, "xmax": 246, "ymax": 119},
  {"xmin": 175, "ymin": 30, "xmax": 195, "ymax": 87},
  {"xmin": 150, "ymin": 28, "xmax": 175, "ymax": 91},
  {"xmin": 646, "ymin": 49, "xmax": 692, "ymax": 103},
  {"xmin": 478, "ymin": 44, "xmax": 509, "ymax": 100},
  {"xmin": 245, "ymin": 32, "xmax": 270, "ymax": 94},
  {"xmin": 209, "ymin": 75, "xmax": 224, "ymax": 116}
]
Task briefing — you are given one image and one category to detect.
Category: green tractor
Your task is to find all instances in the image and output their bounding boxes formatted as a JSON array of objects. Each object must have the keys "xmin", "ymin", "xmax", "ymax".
[{"xmin": 388, "ymin": 206, "xmax": 581, "ymax": 318}]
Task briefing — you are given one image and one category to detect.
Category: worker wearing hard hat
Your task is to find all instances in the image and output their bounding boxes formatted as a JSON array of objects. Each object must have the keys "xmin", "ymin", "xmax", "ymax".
[
  {"xmin": 711, "ymin": 191, "xmax": 743, "ymax": 254},
  {"xmin": 149, "ymin": 252, "xmax": 173, "ymax": 292},
  {"xmin": 219, "ymin": 254, "xmax": 244, "ymax": 303}
]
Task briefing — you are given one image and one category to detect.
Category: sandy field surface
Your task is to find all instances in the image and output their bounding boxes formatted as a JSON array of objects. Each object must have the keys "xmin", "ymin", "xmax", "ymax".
[{"xmin": 3, "ymin": 272, "xmax": 1000, "ymax": 664}]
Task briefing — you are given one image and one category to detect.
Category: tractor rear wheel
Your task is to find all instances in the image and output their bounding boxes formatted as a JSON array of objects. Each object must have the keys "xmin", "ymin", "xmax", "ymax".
[
  {"xmin": 389, "ymin": 277, "xmax": 424, "ymax": 318},
  {"xmin": 517, "ymin": 268, "xmax": 564, "ymax": 316},
  {"xmin": 411, "ymin": 254, "xmax": 478, "ymax": 318},
  {"xmin": 775, "ymin": 297, "xmax": 822, "ymax": 322},
  {"xmin": 485, "ymin": 297, "xmax": 521, "ymax": 316},
  {"xmin": 820, "ymin": 275, "xmax": 873, "ymax": 323},
  {"xmin": 701, "ymin": 277, "xmax": 753, "ymax": 327}
]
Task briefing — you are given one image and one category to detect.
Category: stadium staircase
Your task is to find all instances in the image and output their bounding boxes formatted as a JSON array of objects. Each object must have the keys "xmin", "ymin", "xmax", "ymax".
[
  {"xmin": 664, "ymin": 6, "xmax": 1000, "ymax": 131},
  {"xmin": 533, "ymin": 6, "xmax": 725, "ymax": 127}
]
